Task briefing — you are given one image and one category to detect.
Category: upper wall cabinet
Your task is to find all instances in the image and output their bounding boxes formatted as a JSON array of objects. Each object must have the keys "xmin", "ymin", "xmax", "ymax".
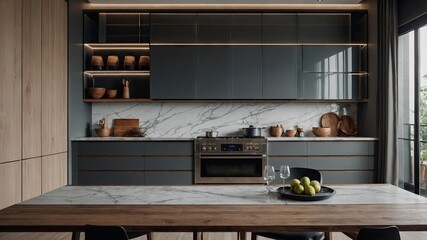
[
  {"xmin": 151, "ymin": 13, "xmax": 196, "ymax": 44},
  {"xmin": 298, "ymin": 14, "xmax": 350, "ymax": 43},
  {"xmin": 263, "ymin": 14, "xmax": 298, "ymax": 43},
  {"xmin": 197, "ymin": 13, "xmax": 231, "ymax": 43},
  {"xmin": 231, "ymin": 14, "xmax": 262, "ymax": 43}
]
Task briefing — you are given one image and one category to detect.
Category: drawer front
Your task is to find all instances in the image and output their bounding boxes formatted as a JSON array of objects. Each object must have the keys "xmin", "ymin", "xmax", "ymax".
[
  {"xmin": 308, "ymin": 156, "xmax": 375, "ymax": 170},
  {"xmin": 269, "ymin": 157, "xmax": 308, "ymax": 169},
  {"xmin": 145, "ymin": 171, "xmax": 193, "ymax": 185},
  {"xmin": 320, "ymin": 171, "xmax": 375, "ymax": 184},
  {"xmin": 77, "ymin": 142, "xmax": 145, "ymax": 156},
  {"xmin": 145, "ymin": 142, "xmax": 193, "ymax": 155},
  {"xmin": 268, "ymin": 142, "xmax": 307, "ymax": 155},
  {"xmin": 307, "ymin": 142, "xmax": 375, "ymax": 156},
  {"xmin": 145, "ymin": 157, "xmax": 193, "ymax": 171},
  {"xmin": 78, "ymin": 171, "xmax": 145, "ymax": 185},
  {"xmin": 78, "ymin": 157, "xmax": 145, "ymax": 171}
]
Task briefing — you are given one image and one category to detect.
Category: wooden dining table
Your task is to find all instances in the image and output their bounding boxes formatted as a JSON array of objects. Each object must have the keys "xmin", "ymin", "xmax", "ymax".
[{"xmin": 1, "ymin": 184, "xmax": 427, "ymax": 240}]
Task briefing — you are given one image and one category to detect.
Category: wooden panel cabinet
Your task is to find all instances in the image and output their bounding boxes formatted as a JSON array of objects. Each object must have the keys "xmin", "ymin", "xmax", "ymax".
[
  {"xmin": 22, "ymin": 158, "xmax": 42, "ymax": 201},
  {"xmin": 42, "ymin": 153, "xmax": 67, "ymax": 194},
  {"xmin": 0, "ymin": 0, "xmax": 22, "ymax": 164},
  {"xmin": 0, "ymin": 161, "xmax": 22, "ymax": 209},
  {"xmin": 41, "ymin": 0, "xmax": 67, "ymax": 155},
  {"xmin": 23, "ymin": 0, "xmax": 42, "ymax": 159}
]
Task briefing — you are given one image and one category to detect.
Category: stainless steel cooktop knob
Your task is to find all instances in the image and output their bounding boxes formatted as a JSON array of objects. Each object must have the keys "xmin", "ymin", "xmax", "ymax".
[
  {"xmin": 208, "ymin": 146, "xmax": 212, "ymax": 151},
  {"xmin": 213, "ymin": 146, "xmax": 217, "ymax": 150},
  {"xmin": 202, "ymin": 146, "xmax": 207, "ymax": 151},
  {"xmin": 245, "ymin": 146, "xmax": 250, "ymax": 150},
  {"xmin": 254, "ymin": 146, "xmax": 259, "ymax": 150}
]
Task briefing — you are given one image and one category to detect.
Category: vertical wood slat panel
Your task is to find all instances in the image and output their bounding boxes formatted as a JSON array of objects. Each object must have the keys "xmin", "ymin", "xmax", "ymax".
[
  {"xmin": 22, "ymin": 0, "xmax": 42, "ymax": 159},
  {"xmin": 0, "ymin": 0, "xmax": 22, "ymax": 164},
  {"xmin": 42, "ymin": 153, "xmax": 67, "ymax": 194},
  {"xmin": 0, "ymin": 161, "xmax": 22, "ymax": 209},
  {"xmin": 22, "ymin": 158, "xmax": 42, "ymax": 201},
  {"xmin": 41, "ymin": 0, "xmax": 68, "ymax": 156}
]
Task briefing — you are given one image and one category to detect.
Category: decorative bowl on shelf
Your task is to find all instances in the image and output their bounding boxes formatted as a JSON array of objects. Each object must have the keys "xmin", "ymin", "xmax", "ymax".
[
  {"xmin": 88, "ymin": 87, "xmax": 106, "ymax": 99},
  {"xmin": 312, "ymin": 127, "xmax": 331, "ymax": 137},
  {"xmin": 95, "ymin": 128, "xmax": 111, "ymax": 137},
  {"xmin": 285, "ymin": 129, "xmax": 297, "ymax": 137},
  {"xmin": 131, "ymin": 127, "xmax": 147, "ymax": 137},
  {"xmin": 106, "ymin": 89, "xmax": 117, "ymax": 98}
]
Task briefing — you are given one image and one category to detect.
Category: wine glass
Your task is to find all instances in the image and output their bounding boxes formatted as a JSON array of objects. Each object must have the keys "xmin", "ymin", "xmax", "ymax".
[
  {"xmin": 280, "ymin": 165, "xmax": 291, "ymax": 187},
  {"xmin": 263, "ymin": 165, "xmax": 275, "ymax": 193}
]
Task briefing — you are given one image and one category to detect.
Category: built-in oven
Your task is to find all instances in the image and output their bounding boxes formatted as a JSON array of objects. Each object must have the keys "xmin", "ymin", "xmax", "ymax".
[{"xmin": 194, "ymin": 137, "xmax": 267, "ymax": 184}]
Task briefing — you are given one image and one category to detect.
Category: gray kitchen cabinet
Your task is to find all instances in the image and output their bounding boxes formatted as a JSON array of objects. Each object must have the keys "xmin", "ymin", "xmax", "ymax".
[
  {"xmin": 150, "ymin": 46, "xmax": 197, "ymax": 99},
  {"xmin": 298, "ymin": 14, "xmax": 351, "ymax": 43},
  {"xmin": 262, "ymin": 14, "xmax": 298, "ymax": 43},
  {"xmin": 268, "ymin": 141, "xmax": 376, "ymax": 184},
  {"xmin": 230, "ymin": 14, "xmax": 262, "ymax": 43},
  {"xmin": 268, "ymin": 142, "xmax": 307, "ymax": 155},
  {"xmin": 197, "ymin": 13, "xmax": 231, "ymax": 43},
  {"xmin": 262, "ymin": 46, "xmax": 298, "ymax": 99},
  {"xmin": 230, "ymin": 46, "xmax": 263, "ymax": 99},
  {"xmin": 72, "ymin": 141, "xmax": 194, "ymax": 186},
  {"xmin": 196, "ymin": 46, "xmax": 230, "ymax": 99},
  {"xmin": 150, "ymin": 13, "xmax": 196, "ymax": 43}
]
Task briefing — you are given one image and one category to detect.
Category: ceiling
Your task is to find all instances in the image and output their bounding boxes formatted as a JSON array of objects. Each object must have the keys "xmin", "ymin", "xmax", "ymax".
[{"xmin": 87, "ymin": 0, "xmax": 362, "ymax": 4}]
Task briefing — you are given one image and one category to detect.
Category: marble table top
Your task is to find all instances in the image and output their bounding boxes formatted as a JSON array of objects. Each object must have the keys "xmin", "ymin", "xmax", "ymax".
[{"xmin": 21, "ymin": 184, "xmax": 427, "ymax": 205}]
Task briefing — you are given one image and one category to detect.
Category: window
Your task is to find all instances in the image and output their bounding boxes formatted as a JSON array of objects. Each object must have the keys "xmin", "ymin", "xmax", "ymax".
[{"xmin": 398, "ymin": 23, "xmax": 427, "ymax": 196}]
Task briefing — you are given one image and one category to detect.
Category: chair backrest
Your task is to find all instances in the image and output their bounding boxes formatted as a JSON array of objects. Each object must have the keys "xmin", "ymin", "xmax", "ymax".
[
  {"xmin": 356, "ymin": 226, "xmax": 401, "ymax": 240},
  {"xmin": 85, "ymin": 225, "xmax": 130, "ymax": 240},
  {"xmin": 287, "ymin": 167, "xmax": 322, "ymax": 184}
]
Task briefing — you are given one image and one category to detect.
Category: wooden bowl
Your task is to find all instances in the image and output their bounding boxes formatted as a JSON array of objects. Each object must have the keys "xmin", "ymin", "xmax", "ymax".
[
  {"xmin": 270, "ymin": 126, "xmax": 283, "ymax": 137},
  {"xmin": 88, "ymin": 87, "xmax": 106, "ymax": 99},
  {"xmin": 106, "ymin": 89, "xmax": 117, "ymax": 98},
  {"xmin": 131, "ymin": 127, "xmax": 147, "ymax": 137},
  {"xmin": 95, "ymin": 128, "xmax": 111, "ymax": 137},
  {"xmin": 312, "ymin": 127, "xmax": 331, "ymax": 137},
  {"xmin": 285, "ymin": 129, "xmax": 297, "ymax": 137}
]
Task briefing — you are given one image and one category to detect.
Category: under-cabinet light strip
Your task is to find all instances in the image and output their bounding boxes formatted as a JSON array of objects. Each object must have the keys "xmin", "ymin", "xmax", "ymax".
[
  {"xmin": 84, "ymin": 44, "xmax": 150, "ymax": 50},
  {"xmin": 88, "ymin": 4, "xmax": 362, "ymax": 10},
  {"xmin": 150, "ymin": 43, "xmax": 367, "ymax": 46},
  {"xmin": 85, "ymin": 71, "xmax": 150, "ymax": 76}
]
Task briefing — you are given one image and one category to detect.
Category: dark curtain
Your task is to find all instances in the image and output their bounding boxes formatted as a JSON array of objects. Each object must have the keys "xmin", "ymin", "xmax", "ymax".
[{"xmin": 377, "ymin": 0, "xmax": 399, "ymax": 184}]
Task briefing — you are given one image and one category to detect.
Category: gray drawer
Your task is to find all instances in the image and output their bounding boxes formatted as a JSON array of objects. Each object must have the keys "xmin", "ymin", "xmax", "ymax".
[
  {"xmin": 307, "ymin": 142, "xmax": 375, "ymax": 156},
  {"xmin": 145, "ymin": 142, "xmax": 193, "ymax": 155},
  {"xmin": 77, "ymin": 142, "xmax": 145, "ymax": 156},
  {"xmin": 78, "ymin": 156, "xmax": 145, "ymax": 171},
  {"xmin": 145, "ymin": 171, "xmax": 193, "ymax": 185},
  {"xmin": 308, "ymin": 156, "xmax": 375, "ymax": 170},
  {"xmin": 269, "ymin": 157, "xmax": 308, "ymax": 169},
  {"xmin": 78, "ymin": 171, "xmax": 145, "ymax": 185},
  {"xmin": 268, "ymin": 142, "xmax": 307, "ymax": 155},
  {"xmin": 145, "ymin": 157, "xmax": 193, "ymax": 170},
  {"xmin": 320, "ymin": 171, "xmax": 375, "ymax": 184}
]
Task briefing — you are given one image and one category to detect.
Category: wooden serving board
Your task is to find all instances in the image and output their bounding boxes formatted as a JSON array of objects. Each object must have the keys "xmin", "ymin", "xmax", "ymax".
[
  {"xmin": 339, "ymin": 115, "xmax": 357, "ymax": 136},
  {"xmin": 320, "ymin": 112, "xmax": 341, "ymax": 136},
  {"xmin": 113, "ymin": 119, "xmax": 139, "ymax": 137}
]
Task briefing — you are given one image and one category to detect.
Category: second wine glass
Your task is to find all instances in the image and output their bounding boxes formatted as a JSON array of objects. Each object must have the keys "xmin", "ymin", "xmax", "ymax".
[{"xmin": 280, "ymin": 165, "xmax": 291, "ymax": 186}]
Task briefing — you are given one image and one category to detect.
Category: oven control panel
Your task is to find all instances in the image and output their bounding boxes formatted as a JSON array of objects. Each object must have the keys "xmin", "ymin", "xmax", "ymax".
[{"xmin": 197, "ymin": 140, "xmax": 266, "ymax": 154}]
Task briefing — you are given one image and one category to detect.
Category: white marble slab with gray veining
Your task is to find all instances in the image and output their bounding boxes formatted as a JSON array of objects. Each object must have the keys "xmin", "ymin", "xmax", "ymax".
[
  {"xmin": 92, "ymin": 102, "xmax": 357, "ymax": 138},
  {"xmin": 21, "ymin": 185, "xmax": 427, "ymax": 205}
]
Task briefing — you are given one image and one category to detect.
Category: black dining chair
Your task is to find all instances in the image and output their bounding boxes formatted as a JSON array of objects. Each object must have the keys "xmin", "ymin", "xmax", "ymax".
[
  {"xmin": 356, "ymin": 226, "xmax": 401, "ymax": 240},
  {"xmin": 85, "ymin": 225, "xmax": 153, "ymax": 240},
  {"xmin": 251, "ymin": 167, "xmax": 324, "ymax": 240}
]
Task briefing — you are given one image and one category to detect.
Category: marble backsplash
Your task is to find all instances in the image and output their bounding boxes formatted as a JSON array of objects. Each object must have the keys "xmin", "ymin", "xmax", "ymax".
[{"xmin": 92, "ymin": 102, "xmax": 357, "ymax": 138}]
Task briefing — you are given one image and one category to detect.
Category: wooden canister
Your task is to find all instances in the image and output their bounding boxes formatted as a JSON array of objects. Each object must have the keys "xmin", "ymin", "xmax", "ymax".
[
  {"xmin": 107, "ymin": 55, "xmax": 119, "ymax": 70},
  {"xmin": 124, "ymin": 55, "xmax": 136, "ymax": 70},
  {"xmin": 139, "ymin": 56, "xmax": 150, "ymax": 70}
]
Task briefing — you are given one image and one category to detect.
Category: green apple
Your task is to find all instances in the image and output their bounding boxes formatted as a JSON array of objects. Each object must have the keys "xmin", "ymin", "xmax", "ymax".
[
  {"xmin": 300, "ymin": 176, "xmax": 310, "ymax": 186},
  {"xmin": 290, "ymin": 179, "xmax": 301, "ymax": 188},
  {"xmin": 310, "ymin": 180, "xmax": 321, "ymax": 193},
  {"xmin": 304, "ymin": 185, "xmax": 316, "ymax": 196},
  {"xmin": 293, "ymin": 184, "xmax": 304, "ymax": 194}
]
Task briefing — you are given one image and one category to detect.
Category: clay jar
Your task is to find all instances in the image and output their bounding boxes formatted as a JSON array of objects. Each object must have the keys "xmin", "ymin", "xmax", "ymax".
[{"xmin": 270, "ymin": 124, "xmax": 283, "ymax": 137}]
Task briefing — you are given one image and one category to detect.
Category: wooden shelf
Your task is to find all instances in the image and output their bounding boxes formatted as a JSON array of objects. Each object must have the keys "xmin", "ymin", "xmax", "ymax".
[{"xmin": 83, "ymin": 98, "xmax": 153, "ymax": 103}]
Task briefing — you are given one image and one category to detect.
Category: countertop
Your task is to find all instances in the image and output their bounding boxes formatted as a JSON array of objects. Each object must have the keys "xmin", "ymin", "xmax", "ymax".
[
  {"xmin": 21, "ymin": 184, "xmax": 425, "ymax": 205},
  {"xmin": 71, "ymin": 136, "xmax": 378, "ymax": 141}
]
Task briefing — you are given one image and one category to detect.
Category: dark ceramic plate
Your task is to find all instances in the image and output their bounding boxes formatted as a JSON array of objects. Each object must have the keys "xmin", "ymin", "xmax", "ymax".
[{"xmin": 277, "ymin": 186, "xmax": 336, "ymax": 201}]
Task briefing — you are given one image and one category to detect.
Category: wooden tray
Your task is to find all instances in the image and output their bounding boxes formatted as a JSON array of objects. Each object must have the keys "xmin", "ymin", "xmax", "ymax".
[
  {"xmin": 339, "ymin": 115, "xmax": 357, "ymax": 136},
  {"xmin": 113, "ymin": 119, "xmax": 139, "ymax": 137},
  {"xmin": 320, "ymin": 112, "xmax": 341, "ymax": 136}
]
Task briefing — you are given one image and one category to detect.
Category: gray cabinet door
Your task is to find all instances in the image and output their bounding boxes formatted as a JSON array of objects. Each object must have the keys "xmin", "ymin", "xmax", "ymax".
[
  {"xmin": 151, "ymin": 46, "xmax": 196, "ymax": 99},
  {"xmin": 262, "ymin": 14, "xmax": 297, "ymax": 43},
  {"xmin": 308, "ymin": 156, "xmax": 375, "ymax": 170},
  {"xmin": 196, "ymin": 46, "xmax": 230, "ymax": 99},
  {"xmin": 230, "ymin": 46, "xmax": 262, "ymax": 99},
  {"xmin": 79, "ymin": 156, "xmax": 145, "ymax": 171},
  {"xmin": 298, "ymin": 14, "xmax": 350, "ymax": 43},
  {"xmin": 145, "ymin": 171, "xmax": 193, "ymax": 185},
  {"xmin": 145, "ymin": 142, "xmax": 193, "ymax": 155},
  {"xmin": 307, "ymin": 142, "xmax": 375, "ymax": 156},
  {"xmin": 262, "ymin": 46, "xmax": 298, "ymax": 99},
  {"xmin": 321, "ymin": 171, "xmax": 375, "ymax": 184},
  {"xmin": 230, "ymin": 14, "xmax": 262, "ymax": 43},
  {"xmin": 145, "ymin": 157, "xmax": 193, "ymax": 171},
  {"xmin": 268, "ymin": 142, "xmax": 307, "ymax": 156},
  {"xmin": 302, "ymin": 46, "xmax": 364, "ymax": 73},
  {"xmin": 150, "ymin": 13, "xmax": 196, "ymax": 43},
  {"xmin": 269, "ymin": 157, "xmax": 308, "ymax": 169},
  {"xmin": 77, "ymin": 142, "xmax": 145, "ymax": 156},
  {"xmin": 78, "ymin": 171, "xmax": 145, "ymax": 185},
  {"xmin": 197, "ymin": 13, "xmax": 231, "ymax": 43}
]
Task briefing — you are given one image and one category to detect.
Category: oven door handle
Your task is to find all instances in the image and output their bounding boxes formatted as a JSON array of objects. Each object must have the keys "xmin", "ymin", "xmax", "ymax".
[{"xmin": 199, "ymin": 155, "xmax": 266, "ymax": 159}]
